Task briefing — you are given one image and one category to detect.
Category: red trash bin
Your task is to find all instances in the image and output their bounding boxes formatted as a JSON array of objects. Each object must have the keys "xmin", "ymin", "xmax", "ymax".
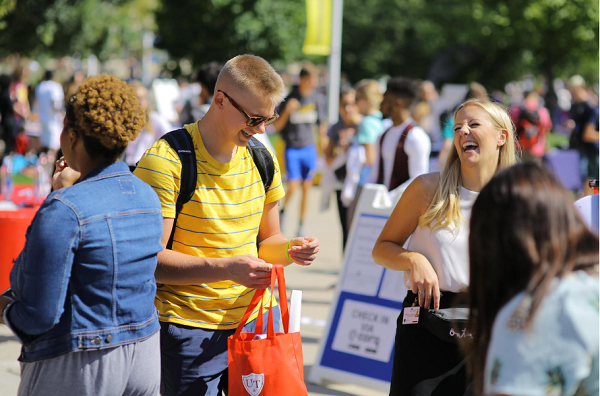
[{"xmin": 0, "ymin": 208, "xmax": 37, "ymax": 292}]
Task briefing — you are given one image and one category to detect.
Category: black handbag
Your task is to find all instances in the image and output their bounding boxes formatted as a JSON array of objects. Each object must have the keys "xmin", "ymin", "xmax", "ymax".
[{"xmin": 405, "ymin": 297, "xmax": 473, "ymax": 345}]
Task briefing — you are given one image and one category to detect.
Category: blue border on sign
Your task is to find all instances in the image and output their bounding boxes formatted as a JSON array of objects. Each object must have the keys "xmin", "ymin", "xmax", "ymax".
[{"xmin": 319, "ymin": 291, "xmax": 404, "ymax": 382}]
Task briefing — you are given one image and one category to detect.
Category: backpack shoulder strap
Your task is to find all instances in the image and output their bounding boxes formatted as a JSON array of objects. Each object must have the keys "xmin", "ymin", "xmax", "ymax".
[
  {"xmin": 161, "ymin": 128, "xmax": 197, "ymax": 249},
  {"xmin": 376, "ymin": 126, "xmax": 393, "ymax": 185},
  {"xmin": 247, "ymin": 137, "xmax": 275, "ymax": 193}
]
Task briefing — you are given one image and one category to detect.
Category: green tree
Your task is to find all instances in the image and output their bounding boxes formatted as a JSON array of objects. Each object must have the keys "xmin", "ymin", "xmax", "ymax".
[
  {"xmin": 154, "ymin": 0, "xmax": 307, "ymax": 72},
  {"xmin": 0, "ymin": 0, "xmax": 158, "ymax": 61},
  {"xmin": 477, "ymin": 0, "xmax": 599, "ymax": 86},
  {"xmin": 340, "ymin": 0, "xmax": 598, "ymax": 88}
]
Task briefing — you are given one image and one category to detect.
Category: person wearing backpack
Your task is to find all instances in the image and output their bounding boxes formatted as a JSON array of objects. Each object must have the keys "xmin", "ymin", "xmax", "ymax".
[
  {"xmin": 567, "ymin": 76, "xmax": 599, "ymax": 195},
  {"xmin": 134, "ymin": 55, "xmax": 320, "ymax": 396},
  {"xmin": 509, "ymin": 90, "xmax": 552, "ymax": 163}
]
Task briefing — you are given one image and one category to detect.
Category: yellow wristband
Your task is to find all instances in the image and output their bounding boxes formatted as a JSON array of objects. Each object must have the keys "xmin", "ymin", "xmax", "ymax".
[{"xmin": 286, "ymin": 241, "xmax": 293, "ymax": 262}]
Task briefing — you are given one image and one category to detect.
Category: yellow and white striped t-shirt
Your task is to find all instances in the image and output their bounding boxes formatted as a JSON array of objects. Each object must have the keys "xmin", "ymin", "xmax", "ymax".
[{"xmin": 134, "ymin": 122, "xmax": 285, "ymax": 330}]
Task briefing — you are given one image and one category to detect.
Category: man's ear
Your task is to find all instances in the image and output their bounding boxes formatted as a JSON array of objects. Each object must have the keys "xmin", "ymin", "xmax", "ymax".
[
  {"xmin": 395, "ymin": 97, "xmax": 405, "ymax": 110},
  {"xmin": 213, "ymin": 90, "xmax": 226, "ymax": 110}
]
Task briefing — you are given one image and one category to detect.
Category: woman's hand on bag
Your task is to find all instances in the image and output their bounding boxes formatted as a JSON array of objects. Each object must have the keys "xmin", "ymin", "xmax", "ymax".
[
  {"xmin": 287, "ymin": 237, "xmax": 320, "ymax": 266},
  {"xmin": 52, "ymin": 157, "xmax": 80, "ymax": 190},
  {"xmin": 408, "ymin": 253, "xmax": 440, "ymax": 310}
]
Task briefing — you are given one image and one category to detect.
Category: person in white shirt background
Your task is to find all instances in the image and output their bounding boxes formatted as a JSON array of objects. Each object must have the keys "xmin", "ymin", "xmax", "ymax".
[
  {"xmin": 125, "ymin": 80, "xmax": 172, "ymax": 169},
  {"xmin": 369, "ymin": 77, "xmax": 431, "ymax": 202},
  {"xmin": 35, "ymin": 70, "xmax": 64, "ymax": 157}
]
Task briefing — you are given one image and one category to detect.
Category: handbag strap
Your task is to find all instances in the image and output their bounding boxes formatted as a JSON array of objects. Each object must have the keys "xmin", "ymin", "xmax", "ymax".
[
  {"xmin": 232, "ymin": 265, "xmax": 290, "ymax": 339},
  {"xmin": 274, "ymin": 265, "xmax": 290, "ymax": 334},
  {"xmin": 234, "ymin": 287, "xmax": 266, "ymax": 339}
]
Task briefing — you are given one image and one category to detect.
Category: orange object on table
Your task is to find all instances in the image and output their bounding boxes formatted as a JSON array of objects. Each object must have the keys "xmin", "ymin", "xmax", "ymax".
[{"xmin": 0, "ymin": 207, "xmax": 38, "ymax": 291}]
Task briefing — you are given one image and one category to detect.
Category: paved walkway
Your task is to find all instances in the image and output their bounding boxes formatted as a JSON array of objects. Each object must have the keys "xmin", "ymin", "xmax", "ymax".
[{"xmin": 0, "ymin": 186, "xmax": 388, "ymax": 396}]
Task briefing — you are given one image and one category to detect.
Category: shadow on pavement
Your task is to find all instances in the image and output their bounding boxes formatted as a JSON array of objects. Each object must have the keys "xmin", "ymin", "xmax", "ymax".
[
  {"xmin": 304, "ymin": 365, "xmax": 365, "ymax": 396},
  {"xmin": 300, "ymin": 336, "xmax": 321, "ymax": 344},
  {"xmin": 301, "ymin": 298, "xmax": 336, "ymax": 306},
  {"xmin": 302, "ymin": 268, "xmax": 340, "ymax": 276},
  {"xmin": 0, "ymin": 334, "xmax": 18, "ymax": 343}
]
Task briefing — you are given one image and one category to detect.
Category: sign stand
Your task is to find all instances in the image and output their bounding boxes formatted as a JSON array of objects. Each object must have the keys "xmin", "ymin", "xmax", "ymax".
[{"xmin": 309, "ymin": 184, "xmax": 407, "ymax": 392}]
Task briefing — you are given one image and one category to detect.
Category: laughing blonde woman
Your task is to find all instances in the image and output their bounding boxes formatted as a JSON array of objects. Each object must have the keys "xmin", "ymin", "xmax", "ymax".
[{"xmin": 372, "ymin": 98, "xmax": 518, "ymax": 395}]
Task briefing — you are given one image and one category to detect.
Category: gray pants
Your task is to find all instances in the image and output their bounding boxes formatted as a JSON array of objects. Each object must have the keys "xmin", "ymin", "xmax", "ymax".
[{"xmin": 18, "ymin": 331, "xmax": 160, "ymax": 396}]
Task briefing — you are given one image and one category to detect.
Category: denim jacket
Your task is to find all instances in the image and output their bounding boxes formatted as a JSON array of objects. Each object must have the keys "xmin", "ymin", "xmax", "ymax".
[{"xmin": 5, "ymin": 161, "xmax": 163, "ymax": 362}]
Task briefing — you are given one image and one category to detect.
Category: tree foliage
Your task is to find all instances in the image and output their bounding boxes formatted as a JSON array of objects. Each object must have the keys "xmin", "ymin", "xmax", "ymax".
[
  {"xmin": 341, "ymin": 0, "xmax": 598, "ymax": 88},
  {"xmin": 153, "ymin": 0, "xmax": 597, "ymax": 88},
  {"xmin": 0, "ymin": 0, "xmax": 157, "ymax": 61},
  {"xmin": 154, "ymin": 0, "xmax": 306, "ymax": 71},
  {"xmin": 0, "ymin": 0, "xmax": 596, "ymax": 90}
]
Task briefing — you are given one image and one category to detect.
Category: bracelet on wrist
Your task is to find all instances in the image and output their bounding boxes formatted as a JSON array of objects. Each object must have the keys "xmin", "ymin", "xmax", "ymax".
[{"xmin": 286, "ymin": 241, "xmax": 293, "ymax": 263}]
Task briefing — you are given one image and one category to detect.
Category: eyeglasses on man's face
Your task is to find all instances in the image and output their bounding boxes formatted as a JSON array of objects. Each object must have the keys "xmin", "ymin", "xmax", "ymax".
[{"xmin": 217, "ymin": 90, "xmax": 279, "ymax": 127}]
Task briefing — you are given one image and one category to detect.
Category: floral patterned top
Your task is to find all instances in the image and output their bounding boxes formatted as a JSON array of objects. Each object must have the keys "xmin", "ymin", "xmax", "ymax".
[{"xmin": 485, "ymin": 271, "xmax": 599, "ymax": 396}]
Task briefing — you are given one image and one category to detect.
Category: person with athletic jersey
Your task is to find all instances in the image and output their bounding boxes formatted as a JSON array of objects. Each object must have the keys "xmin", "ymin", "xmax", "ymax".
[
  {"xmin": 134, "ymin": 55, "xmax": 320, "ymax": 396},
  {"xmin": 273, "ymin": 63, "xmax": 327, "ymax": 236}
]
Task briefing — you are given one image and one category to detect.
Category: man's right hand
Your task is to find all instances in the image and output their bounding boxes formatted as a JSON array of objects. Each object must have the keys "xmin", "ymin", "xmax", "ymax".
[{"xmin": 225, "ymin": 255, "xmax": 272, "ymax": 289}]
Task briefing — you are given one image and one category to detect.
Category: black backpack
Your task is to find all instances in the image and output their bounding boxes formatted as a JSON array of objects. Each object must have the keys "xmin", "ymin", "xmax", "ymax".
[{"xmin": 160, "ymin": 128, "xmax": 275, "ymax": 249}]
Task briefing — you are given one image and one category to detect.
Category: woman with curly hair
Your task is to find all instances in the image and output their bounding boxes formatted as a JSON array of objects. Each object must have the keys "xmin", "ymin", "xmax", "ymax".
[{"xmin": 0, "ymin": 75, "xmax": 163, "ymax": 396}]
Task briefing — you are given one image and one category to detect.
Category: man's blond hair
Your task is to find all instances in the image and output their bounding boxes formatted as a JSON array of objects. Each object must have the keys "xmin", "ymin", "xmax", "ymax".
[{"xmin": 216, "ymin": 55, "xmax": 286, "ymax": 106}]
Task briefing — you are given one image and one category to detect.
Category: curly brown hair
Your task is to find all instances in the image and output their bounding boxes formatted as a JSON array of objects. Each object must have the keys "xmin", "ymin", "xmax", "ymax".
[{"xmin": 68, "ymin": 74, "xmax": 145, "ymax": 152}]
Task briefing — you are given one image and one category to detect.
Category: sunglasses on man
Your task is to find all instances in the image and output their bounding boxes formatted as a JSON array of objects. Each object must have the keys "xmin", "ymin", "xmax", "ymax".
[{"xmin": 218, "ymin": 90, "xmax": 279, "ymax": 127}]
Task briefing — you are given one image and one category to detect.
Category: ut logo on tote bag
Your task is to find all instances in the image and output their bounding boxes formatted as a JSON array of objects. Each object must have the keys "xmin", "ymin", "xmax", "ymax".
[
  {"xmin": 242, "ymin": 373, "xmax": 264, "ymax": 396},
  {"xmin": 228, "ymin": 265, "xmax": 308, "ymax": 396}
]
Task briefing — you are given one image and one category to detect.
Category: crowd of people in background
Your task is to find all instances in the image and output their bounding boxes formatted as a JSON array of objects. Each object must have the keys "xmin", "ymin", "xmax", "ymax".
[
  {"xmin": 0, "ymin": 60, "xmax": 596, "ymax": 263},
  {"xmin": 0, "ymin": 61, "xmax": 598, "ymax": 244}
]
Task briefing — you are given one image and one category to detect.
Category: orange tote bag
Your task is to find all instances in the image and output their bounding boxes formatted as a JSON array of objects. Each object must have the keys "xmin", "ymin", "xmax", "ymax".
[{"xmin": 228, "ymin": 264, "xmax": 308, "ymax": 396}]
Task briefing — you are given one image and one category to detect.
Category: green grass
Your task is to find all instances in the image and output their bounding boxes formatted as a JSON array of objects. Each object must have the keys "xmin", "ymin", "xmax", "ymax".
[
  {"xmin": 547, "ymin": 133, "xmax": 570, "ymax": 150},
  {"xmin": 12, "ymin": 173, "xmax": 33, "ymax": 185}
]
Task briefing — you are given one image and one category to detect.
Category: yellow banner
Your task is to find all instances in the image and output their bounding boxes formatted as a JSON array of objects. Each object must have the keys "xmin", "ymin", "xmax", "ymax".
[{"xmin": 303, "ymin": 0, "xmax": 332, "ymax": 56}]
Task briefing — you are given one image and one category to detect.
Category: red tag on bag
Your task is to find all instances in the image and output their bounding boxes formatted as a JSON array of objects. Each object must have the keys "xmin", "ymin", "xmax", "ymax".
[{"xmin": 228, "ymin": 265, "xmax": 308, "ymax": 396}]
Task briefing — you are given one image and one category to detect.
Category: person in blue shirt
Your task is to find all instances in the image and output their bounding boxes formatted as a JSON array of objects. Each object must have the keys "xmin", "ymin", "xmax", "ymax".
[
  {"xmin": 467, "ymin": 163, "xmax": 599, "ymax": 396},
  {"xmin": 354, "ymin": 79, "xmax": 384, "ymax": 185},
  {"xmin": 0, "ymin": 75, "xmax": 164, "ymax": 396}
]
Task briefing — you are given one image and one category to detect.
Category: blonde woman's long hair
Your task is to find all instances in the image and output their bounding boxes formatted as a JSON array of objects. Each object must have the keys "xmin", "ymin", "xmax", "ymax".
[{"xmin": 419, "ymin": 99, "xmax": 519, "ymax": 230}]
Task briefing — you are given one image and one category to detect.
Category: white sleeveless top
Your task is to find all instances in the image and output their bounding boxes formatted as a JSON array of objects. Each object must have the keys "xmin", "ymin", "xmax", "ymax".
[{"xmin": 406, "ymin": 186, "xmax": 479, "ymax": 292}]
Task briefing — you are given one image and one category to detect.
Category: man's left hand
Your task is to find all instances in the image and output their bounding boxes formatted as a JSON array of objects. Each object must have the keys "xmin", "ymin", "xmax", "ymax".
[{"xmin": 287, "ymin": 237, "xmax": 320, "ymax": 266}]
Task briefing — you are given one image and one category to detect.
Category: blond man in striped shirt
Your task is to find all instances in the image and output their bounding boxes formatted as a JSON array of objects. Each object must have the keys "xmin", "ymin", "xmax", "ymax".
[{"xmin": 135, "ymin": 55, "xmax": 320, "ymax": 396}]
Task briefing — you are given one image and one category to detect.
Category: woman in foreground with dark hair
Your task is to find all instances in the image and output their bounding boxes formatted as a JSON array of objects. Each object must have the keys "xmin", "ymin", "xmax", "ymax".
[
  {"xmin": 0, "ymin": 75, "xmax": 163, "ymax": 396},
  {"xmin": 468, "ymin": 163, "xmax": 599, "ymax": 396}
]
